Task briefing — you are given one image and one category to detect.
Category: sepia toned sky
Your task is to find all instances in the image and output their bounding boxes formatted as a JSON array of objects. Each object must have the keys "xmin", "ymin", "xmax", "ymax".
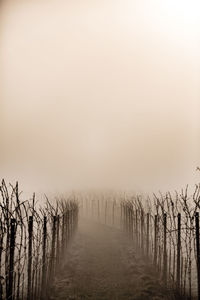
[{"xmin": 0, "ymin": 0, "xmax": 200, "ymax": 194}]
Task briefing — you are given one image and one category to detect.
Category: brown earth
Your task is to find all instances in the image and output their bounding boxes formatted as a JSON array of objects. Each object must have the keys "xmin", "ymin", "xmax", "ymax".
[{"xmin": 48, "ymin": 219, "xmax": 175, "ymax": 300}]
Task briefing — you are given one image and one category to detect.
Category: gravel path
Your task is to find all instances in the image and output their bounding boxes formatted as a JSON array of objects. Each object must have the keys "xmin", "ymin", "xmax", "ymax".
[{"xmin": 49, "ymin": 219, "xmax": 174, "ymax": 300}]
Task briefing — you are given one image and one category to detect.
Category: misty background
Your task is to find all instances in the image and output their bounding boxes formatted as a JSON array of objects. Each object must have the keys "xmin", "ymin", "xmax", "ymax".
[{"xmin": 0, "ymin": 0, "xmax": 200, "ymax": 195}]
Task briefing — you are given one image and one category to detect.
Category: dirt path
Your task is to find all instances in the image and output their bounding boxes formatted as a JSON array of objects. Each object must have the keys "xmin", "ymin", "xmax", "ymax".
[{"xmin": 49, "ymin": 220, "xmax": 173, "ymax": 300}]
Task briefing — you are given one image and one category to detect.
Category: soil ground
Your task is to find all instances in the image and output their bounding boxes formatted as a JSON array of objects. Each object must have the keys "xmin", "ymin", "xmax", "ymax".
[{"xmin": 49, "ymin": 219, "xmax": 175, "ymax": 300}]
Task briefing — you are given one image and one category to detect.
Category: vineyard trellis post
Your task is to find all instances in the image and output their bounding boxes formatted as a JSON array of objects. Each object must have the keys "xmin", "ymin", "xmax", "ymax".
[
  {"xmin": 135, "ymin": 209, "xmax": 138, "ymax": 246},
  {"xmin": 62, "ymin": 214, "xmax": 65, "ymax": 257},
  {"xmin": 146, "ymin": 213, "xmax": 149, "ymax": 257},
  {"xmin": 196, "ymin": 212, "xmax": 200, "ymax": 300},
  {"xmin": 67, "ymin": 210, "xmax": 70, "ymax": 244},
  {"xmin": 70, "ymin": 208, "xmax": 72, "ymax": 239},
  {"xmin": 8, "ymin": 218, "xmax": 16, "ymax": 300},
  {"xmin": 22, "ymin": 273, "xmax": 24, "ymax": 300},
  {"xmin": 105, "ymin": 200, "xmax": 107, "ymax": 224},
  {"xmin": 141, "ymin": 210, "xmax": 144, "ymax": 254},
  {"xmin": 129, "ymin": 206, "xmax": 131, "ymax": 237},
  {"xmin": 130, "ymin": 206, "xmax": 133, "ymax": 239},
  {"xmin": 91, "ymin": 200, "xmax": 94, "ymax": 219},
  {"xmin": 98, "ymin": 199, "xmax": 100, "ymax": 221},
  {"xmin": 154, "ymin": 215, "xmax": 158, "ymax": 266},
  {"xmin": 56, "ymin": 215, "xmax": 60, "ymax": 269},
  {"xmin": 163, "ymin": 213, "xmax": 167, "ymax": 283},
  {"xmin": 176, "ymin": 213, "xmax": 181, "ymax": 291},
  {"xmin": 49, "ymin": 216, "xmax": 57, "ymax": 284},
  {"xmin": 41, "ymin": 216, "xmax": 47, "ymax": 300},
  {"xmin": 27, "ymin": 216, "xmax": 33, "ymax": 300},
  {"xmin": 112, "ymin": 201, "xmax": 115, "ymax": 226}
]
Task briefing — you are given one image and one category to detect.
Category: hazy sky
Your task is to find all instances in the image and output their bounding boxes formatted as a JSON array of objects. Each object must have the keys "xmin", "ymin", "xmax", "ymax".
[{"xmin": 0, "ymin": 0, "xmax": 200, "ymax": 194}]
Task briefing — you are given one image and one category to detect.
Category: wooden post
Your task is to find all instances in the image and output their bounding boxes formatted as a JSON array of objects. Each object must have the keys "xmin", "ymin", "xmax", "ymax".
[
  {"xmin": 141, "ymin": 210, "xmax": 144, "ymax": 253},
  {"xmin": 91, "ymin": 200, "xmax": 93, "ymax": 219},
  {"xmin": 127, "ymin": 206, "xmax": 129, "ymax": 235},
  {"xmin": 61, "ymin": 213, "xmax": 65, "ymax": 256},
  {"xmin": 27, "ymin": 216, "xmax": 33, "ymax": 300},
  {"xmin": 135, "ymin": 210, "xmax": 138, "ymax": 246},
  {"xmin": 158, "ymin": 245, "xmax": 161, "ymax": 271},
  {"xmin": 196, "ymin": 212, "xmax": 200, "ymax": 300},
  {"xmin": 21, "ymin": 273, "xmax": 24, "ymax": 300},
  {"xmin": 56, "ymin": 215, "xmax": 60, "ymax": 268},
  {"xmin": 127, "ymin": 205, "xmax": 129, "ymax": 234},
  {"xmin": 32, "ymin": 265, "xmax": 35, "ymax": 300},
  {"xmin": 67, "ymin": 210, "xmax": 70, "ymax": 242},
  {"xmin": 122, "ymin": 204, "xmax": 125, "ymax": 230},
  {"xmin": 173, "ymin": 247, "xmax": 176, "ymax": 284},
  {"xmin": 8, "ymin": 218, "xmax": 16, "ymax": 300},
  {"xmin": 70, "ymin": 209, "xmax": 72, "ymax": 239},
  {"xmin": 70, "ymin": 209, "xmax": 72, "ymax": 238},
  {"xmin": 65, "ymin": 212, "xmax": 68, "ymax": 248},
  {"xmin": 181, "ymin": 256, "xmax": 183, "ymax": 293},
  {"xmin": 112, "ymin": 201, "xmax": 115, "ymax": 226},
  {"xmin": 130, "ymin": 206, "xmax": 133, "ymax": 239},
  {"xmin": 105, "ymin": 200, "xmax": 107, "ymax": 224},
  {"xmin": 124, "ymin": 205, "xmax": 126, "ymax": 232},
  {"xmin": 70, "ymin": 209, "xmax": 72, "ymax": 237},
  {"xmin": 51, "ymin": 216, "xmax": 57, "ymax": 276},
  {"xmin": 86, "ymin": 198, "xmax": 88, "ymax": 217},
  {"xmin": 120, "ymin": 203, "xmax": 122, "ymax": 228},
  {"xmin": 154, "ymin": 215, "xmax": 158, "ymax": 266},
  {"xmin": 123, "ymin": 204, "xmax": 126, "ymax": 231},
  {"xmin": 75, "ymin": 207, "xmax": 78, "ymax": 230},
  {"xmin": 50, "ymin": 216, "xmax": 57, "ymax": 281},
  {"xmin": 169, "ymin": 244, "xmax": 171, "ymax": 282},
  {"xmin": 163, "ymin": 213, "xmax": 167, "ymax": 283},
  {"xmin": 13, "ymin": 272, "xmax": 16, "ymax": 300},
  {"xmin": 176, "ymin": 213, "xmax": 181, "ymax": 291},
  {"xmin": 146, "ymin": 213, "xmax": 150, "ymax": 257},
  {"xmin": 37, "ymin": 262, "xmax": 41, "ymax": 300},
  {"xmin": 129, "ymin": 206, "xmax": 131, "ymax": 237},
  {"xmin": 41, "ymin": 216, "xmax": 47, "ymax": 300},
  {"xmin": 98, "ymin": 199, "xmax": 100, "ymax": 221},
  {"xmin": 122, "ymin": 204, "xmax": 124, "ymax": 230},
  {"xmin": 125, "ymin": 205, "xmax": 128, "ymax": 233}
]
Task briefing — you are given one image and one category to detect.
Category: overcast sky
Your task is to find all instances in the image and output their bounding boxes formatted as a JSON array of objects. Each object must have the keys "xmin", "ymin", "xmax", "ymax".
[{"xmin": 0, "ymin": 0, "xmax": 200, "ymax": 194}]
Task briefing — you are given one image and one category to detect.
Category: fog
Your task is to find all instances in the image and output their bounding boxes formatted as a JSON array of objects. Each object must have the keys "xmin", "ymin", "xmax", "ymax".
[{"xmin": 0, "ymin": 0, "xmax": 200, "ymax": 195}]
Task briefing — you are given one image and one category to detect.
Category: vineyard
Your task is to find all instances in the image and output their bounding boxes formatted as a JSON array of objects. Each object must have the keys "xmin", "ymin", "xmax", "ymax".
[
  {"xmin": 81, "ymin": 185, "xmax": 200, "ymax": 300},
  {"xmin": 0, "ymin": 180, "xmax": 78, "ymax": 300},
  {"xmin": 1, "ymin": 180, "xmax": 200, "ymax": 300}
]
